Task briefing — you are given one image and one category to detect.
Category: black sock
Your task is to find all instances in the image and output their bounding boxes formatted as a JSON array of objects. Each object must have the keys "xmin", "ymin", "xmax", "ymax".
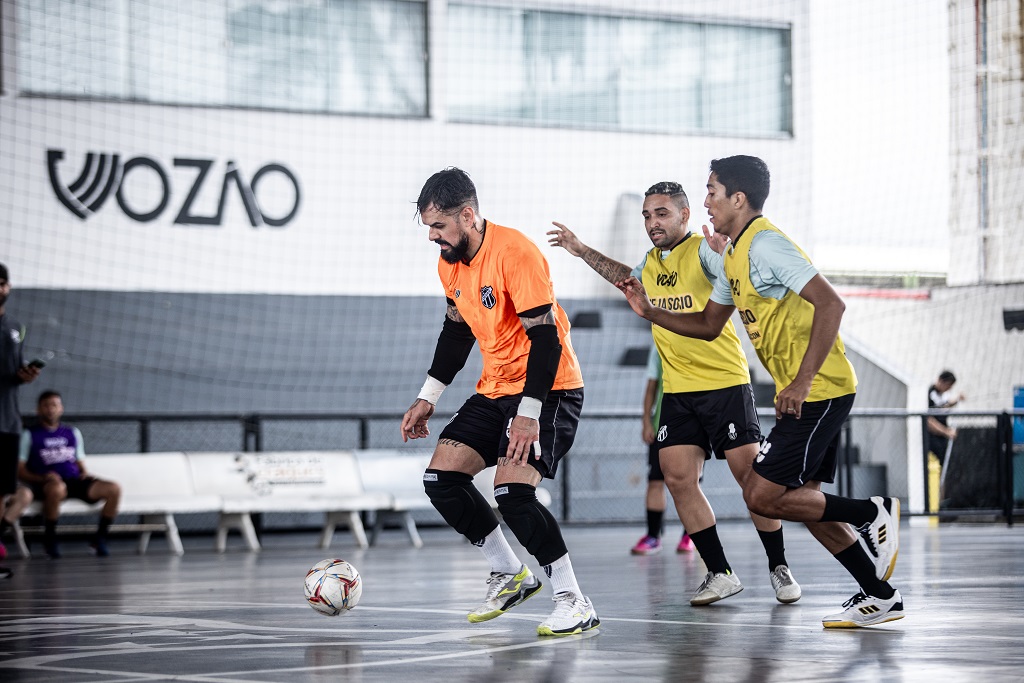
[
  {"xmin": 834, "ymin": 542, "xmax": 895, "ymax": 599},
  {"xmin": 44, "ymin": 519, "xmax": 57, "ymax": 544},
  {"xmin": 97, "ymin": 516, "xmax": 114, "ymax": 539},
  {"xmin": 0, "ymin": 519, "xmax": 11, "ymax": 534},
  {"xmin": 757, "ymin": 528, "xmax": 788, "ymax": 572},
  {"xmin": 688, "ymin": 525, "xmax": 731, "ymax": 575},
  {"xmin": 820, "ymin": 494, "xmax": 877, "ymax": 527},
  {"xmin": 646, "ymin": 509, "xmax": 664, "ymax": 539}
]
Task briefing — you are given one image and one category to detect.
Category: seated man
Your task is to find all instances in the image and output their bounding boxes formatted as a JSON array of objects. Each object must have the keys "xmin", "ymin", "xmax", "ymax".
[{"xmin": 18, "ymin": 390, "xmax": 121, "ymax": 558}]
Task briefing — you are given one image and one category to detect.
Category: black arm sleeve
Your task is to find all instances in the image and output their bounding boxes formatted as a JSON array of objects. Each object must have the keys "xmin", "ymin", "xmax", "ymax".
[
  {"xmin": 523, "ymin": 323, "xmax": 561, "ymax": 402},
  {"xmin": 427, "ymin": 315, "xmax": 476, "ymax": 385}
]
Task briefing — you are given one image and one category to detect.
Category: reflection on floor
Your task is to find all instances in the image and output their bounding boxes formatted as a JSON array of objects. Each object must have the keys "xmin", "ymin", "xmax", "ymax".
[{"xmin": 1, "ymin": 520, "xmax": 1023, "ymax": 682}]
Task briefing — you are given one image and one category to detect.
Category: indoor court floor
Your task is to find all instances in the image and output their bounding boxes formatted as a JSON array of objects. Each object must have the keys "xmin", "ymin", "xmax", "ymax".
[{"xmin": 1, "ymin": 519, "xmax": 1022, "ymax": 683}]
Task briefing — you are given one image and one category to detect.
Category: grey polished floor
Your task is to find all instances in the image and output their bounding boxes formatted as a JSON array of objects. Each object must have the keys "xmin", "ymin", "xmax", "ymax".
[{"xmin": 1, "ymin": 519, "xmax": 1022, "ymax": 682}]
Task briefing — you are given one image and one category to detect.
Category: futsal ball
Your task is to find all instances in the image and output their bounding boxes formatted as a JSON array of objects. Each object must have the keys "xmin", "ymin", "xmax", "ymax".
[{"xmin": 304, "ymin": 559, "xmax": 362, "ymax": 616}]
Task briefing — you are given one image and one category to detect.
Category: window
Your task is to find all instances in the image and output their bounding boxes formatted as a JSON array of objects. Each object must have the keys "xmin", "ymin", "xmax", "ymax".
[
  {"xmin": 447, "ymin": 6, "xmax": 792, "ymax": 136},
  {"xmin": 16, "ymin": 0, "xmax": 428, "ymax": 117}
]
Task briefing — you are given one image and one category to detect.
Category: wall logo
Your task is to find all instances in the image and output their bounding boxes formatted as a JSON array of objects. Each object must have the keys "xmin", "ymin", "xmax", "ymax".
[{"xmin": 47, "ymin": 149, "xmax": 301, "ymax": 226}]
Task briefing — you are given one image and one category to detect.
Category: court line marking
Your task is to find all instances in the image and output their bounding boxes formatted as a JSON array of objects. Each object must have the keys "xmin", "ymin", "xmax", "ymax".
[{"xmin": 0, "ymin": 618, "xmax": 600, "ymax": 683}]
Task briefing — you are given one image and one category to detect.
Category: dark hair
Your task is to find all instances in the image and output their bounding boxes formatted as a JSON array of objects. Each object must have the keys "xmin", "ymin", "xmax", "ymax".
[
  {"xmin": 709, "ymin": 155, "xmax": 770, "ymax": 211},
  {"xmin": 416, "ymin": 167, "xmax": 479, "ymax": 216},
  {"xmin": 938, "ymin": 370, "xmax": 957, "ymax": 384},
  {"xmin": 644, "ymin": 181, "xmax": 689, "ymax": 210},
  {"xmin": 37, "ymin": 389, "xmax": 62, "ymax": 405}
]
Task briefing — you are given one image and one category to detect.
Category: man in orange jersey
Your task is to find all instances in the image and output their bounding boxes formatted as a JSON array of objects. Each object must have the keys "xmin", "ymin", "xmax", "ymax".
[{"xmin": 401, "ymin": 168, "xmax": 598, "ymax": 637}]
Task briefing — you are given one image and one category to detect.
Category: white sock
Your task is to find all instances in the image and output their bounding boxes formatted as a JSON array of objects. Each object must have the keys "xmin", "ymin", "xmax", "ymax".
[
  {"xmin": 477, "ymin": 527, "xmax": 523, "ymax": 575},
  {"xmin": 544, "ymin": 553, "xmax": 582, "ymax": 597}
]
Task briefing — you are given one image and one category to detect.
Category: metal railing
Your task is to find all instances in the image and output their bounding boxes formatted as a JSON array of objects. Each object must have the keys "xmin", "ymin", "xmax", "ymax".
[{"xmin": 26, "ymin": 408, "xmax": 1023, "ymax": 526}]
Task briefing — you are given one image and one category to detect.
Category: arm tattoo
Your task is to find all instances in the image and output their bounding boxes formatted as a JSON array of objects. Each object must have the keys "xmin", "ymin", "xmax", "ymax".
[
  {"xmin": 581, "ymin": 246, "xmax": 632, "ymax": 284},
  {"xmin": 446, "ymin": 303, "xmax": 465, "ymax": 323},
  {"xmin": 519, "ymin": 308, "xmax": 557, "ymax": 330}
]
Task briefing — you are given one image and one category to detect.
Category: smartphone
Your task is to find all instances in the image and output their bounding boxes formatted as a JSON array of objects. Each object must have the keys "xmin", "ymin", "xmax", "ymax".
[{"xmin": 27, "ymin": 358, "xmax": 46, "ymax": 369}]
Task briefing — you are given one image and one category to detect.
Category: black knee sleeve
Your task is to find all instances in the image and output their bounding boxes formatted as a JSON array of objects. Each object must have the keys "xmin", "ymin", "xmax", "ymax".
[
  {"xmin": 423, "ymin": 469, "xmax": 499, "ymax": 544},
  {"xmin": 495, "ymin": 482, "xmax": 567, "ymax": 566}
]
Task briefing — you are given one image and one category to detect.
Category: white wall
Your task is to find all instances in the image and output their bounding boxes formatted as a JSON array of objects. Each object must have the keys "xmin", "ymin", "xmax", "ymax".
[
  {"xmin": 2, "ymin": 0, "xmax": 969, "ymax": 293},
  {"xmin": 1, "ymin": 0, "xmax": 813, "ymax": 296}
]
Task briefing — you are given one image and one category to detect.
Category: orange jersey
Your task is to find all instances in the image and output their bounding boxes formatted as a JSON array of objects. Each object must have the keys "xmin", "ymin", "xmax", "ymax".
[{"xmin": 438, "ymin": 221, "xmax": 584, "ymax": 398}]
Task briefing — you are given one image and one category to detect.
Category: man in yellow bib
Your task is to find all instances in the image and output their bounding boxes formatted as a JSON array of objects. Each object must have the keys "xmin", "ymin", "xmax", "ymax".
[
  {"xmin": 617, "ymin": 157, "xmax": 903, "ymax": 629},
  {"xmin": 549, "ymin": 182, "xmax": 801, "ymax": 606}
]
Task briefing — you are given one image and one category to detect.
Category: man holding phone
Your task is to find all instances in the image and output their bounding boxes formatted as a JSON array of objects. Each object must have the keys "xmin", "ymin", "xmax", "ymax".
[{"xmin": 0, "ymin": 263, "xmax": 42, "ymax": 576}]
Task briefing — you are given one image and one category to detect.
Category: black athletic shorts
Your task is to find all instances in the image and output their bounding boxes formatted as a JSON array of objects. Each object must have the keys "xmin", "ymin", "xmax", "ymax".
[
  {"xmin": 438, "ymin": 388, "xmax": 583, "ymax": 479},
  {"xmin": 657, "ymin": 384, "xmax": 761, "ymax": 460},
  {"xmin": 31, "ymin": 476, "xmax": 101, "ymax": 504},
  {"xmin": 0, "ymin": 432, "xmax": 18, "ymax": 496},
  {"xmin": 753, "ymin": 393, "xmax": 856, "ymax": 488}
]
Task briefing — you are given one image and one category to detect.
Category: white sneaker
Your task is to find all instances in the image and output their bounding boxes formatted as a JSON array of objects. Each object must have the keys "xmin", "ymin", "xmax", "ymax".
[
  {"xmin": 467, "ymin": 564, "xmax": 543, "ymax": 623},
  {"xmin": 769, "ymin": 565, "xmax": 802, "ymax": 604},
  {"xmin": 822, "ymin": 590, "xmax": 905, "ymax": 628},
  {"xmin": 690, "ymin": 571, "xmax": 743, "ymax": 605},
  {"xmin": 857, "ymin": 496, "xmax": 900, "ymax": 581},
  {"xmin": 537, "ymin": 591, "xmax": 600, "ymax": 636}
]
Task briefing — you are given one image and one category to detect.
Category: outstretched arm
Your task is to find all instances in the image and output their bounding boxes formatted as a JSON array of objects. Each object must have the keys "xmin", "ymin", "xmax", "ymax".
[
  {"xmin": 616, "ymin": 277, "xmax": 734, "ymax": 341},
  {"xmin": 548, "ymin": 221, "xmax": 632, "ymax": 285}
]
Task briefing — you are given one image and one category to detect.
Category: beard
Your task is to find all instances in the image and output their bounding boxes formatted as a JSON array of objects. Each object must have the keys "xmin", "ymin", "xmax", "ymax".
[{"xmin": 437, "ymin": 232, "xmax": 471, "ymax": 264}]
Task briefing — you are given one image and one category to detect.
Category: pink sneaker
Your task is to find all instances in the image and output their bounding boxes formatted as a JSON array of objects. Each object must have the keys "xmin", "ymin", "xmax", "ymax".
[
  {"xmin": 677, "ymin": 534, "xmax": 695, "ymax": 553},
  {"xmin": 630, "ymin": 535, "xmax": 662, "ymax": 555},
  {"xmin": 0, "ymin": 539, "xmax": 7, "ymax": 561}
]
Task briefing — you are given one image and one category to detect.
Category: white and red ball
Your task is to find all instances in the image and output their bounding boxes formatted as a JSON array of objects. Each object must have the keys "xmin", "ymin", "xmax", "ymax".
[{"xmin": 304, "ymin": 559, "xmax": 362, "ymax": 616}]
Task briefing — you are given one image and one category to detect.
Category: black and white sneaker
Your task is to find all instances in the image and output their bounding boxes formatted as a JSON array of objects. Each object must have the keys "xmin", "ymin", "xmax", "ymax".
[
  {"xmin": 857, "ymin": 496, "xmax": 900, "ymax": 581},
  {"xmin": 467, "ymin": 565, "xmax": 543, "ymax": 623},
  {"xmin": 822, "ymin": 590, "xmax": 905, "ymax": 628}
]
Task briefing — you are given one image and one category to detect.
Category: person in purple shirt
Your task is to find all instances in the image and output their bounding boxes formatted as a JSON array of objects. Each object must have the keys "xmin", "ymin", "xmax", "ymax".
[{"xmin": 19, "ymin": 390, "xmax": 121, "ymax": 558}]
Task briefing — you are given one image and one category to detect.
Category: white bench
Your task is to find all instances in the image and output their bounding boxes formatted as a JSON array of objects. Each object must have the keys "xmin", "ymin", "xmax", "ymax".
[
  {"xmin": 355, "ymin": 450, "xmax": 553, "ymax": 548},
  {"xmin": 12, "ymin": 450, "xmax": 554, "ymax": 557},
  {"xmin": 13, "ymin": 452, "xmax": 220, "ymax": 557},
  {"xmin": 357, "ymin": 450, "xmax": 435, "ymax": 548},
  {"xmin": 187, "ymin": 451, "xmax": 392, "ymax": 552}
]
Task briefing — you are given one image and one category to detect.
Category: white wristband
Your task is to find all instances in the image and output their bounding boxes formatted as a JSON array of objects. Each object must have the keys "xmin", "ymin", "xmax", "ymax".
[
  {"xmin": 417, "ymin": 375, "xmax": 447, "ymax": 405},
  {"xmin": 517, "ymin": 396, "xmax": 543, "ymax": 420}
]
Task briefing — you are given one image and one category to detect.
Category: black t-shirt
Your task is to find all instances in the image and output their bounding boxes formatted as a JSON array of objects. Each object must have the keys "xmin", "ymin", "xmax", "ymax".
[
  {"xmin": 927, "ymin": 384, "xmax": 953, "ymax": 455},
  {"xmin": 0, "ymin": 313, "xmax": 26, "ymax": 435}
]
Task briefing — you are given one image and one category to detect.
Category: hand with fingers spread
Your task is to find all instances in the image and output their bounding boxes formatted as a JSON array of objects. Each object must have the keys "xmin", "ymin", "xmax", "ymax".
[
  {"xmin": 547, "ymin": 222, "xmax": 588, "ymax": 257},
  {"xmin": 702, "ymin": 224, "xmax": 731, "ymax": 255}
]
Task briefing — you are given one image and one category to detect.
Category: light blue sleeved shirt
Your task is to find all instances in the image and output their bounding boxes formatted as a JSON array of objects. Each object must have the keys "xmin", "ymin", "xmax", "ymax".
[{"xmin": 709, "ymin": 229, "xmax": 819, "ymax": 306}]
